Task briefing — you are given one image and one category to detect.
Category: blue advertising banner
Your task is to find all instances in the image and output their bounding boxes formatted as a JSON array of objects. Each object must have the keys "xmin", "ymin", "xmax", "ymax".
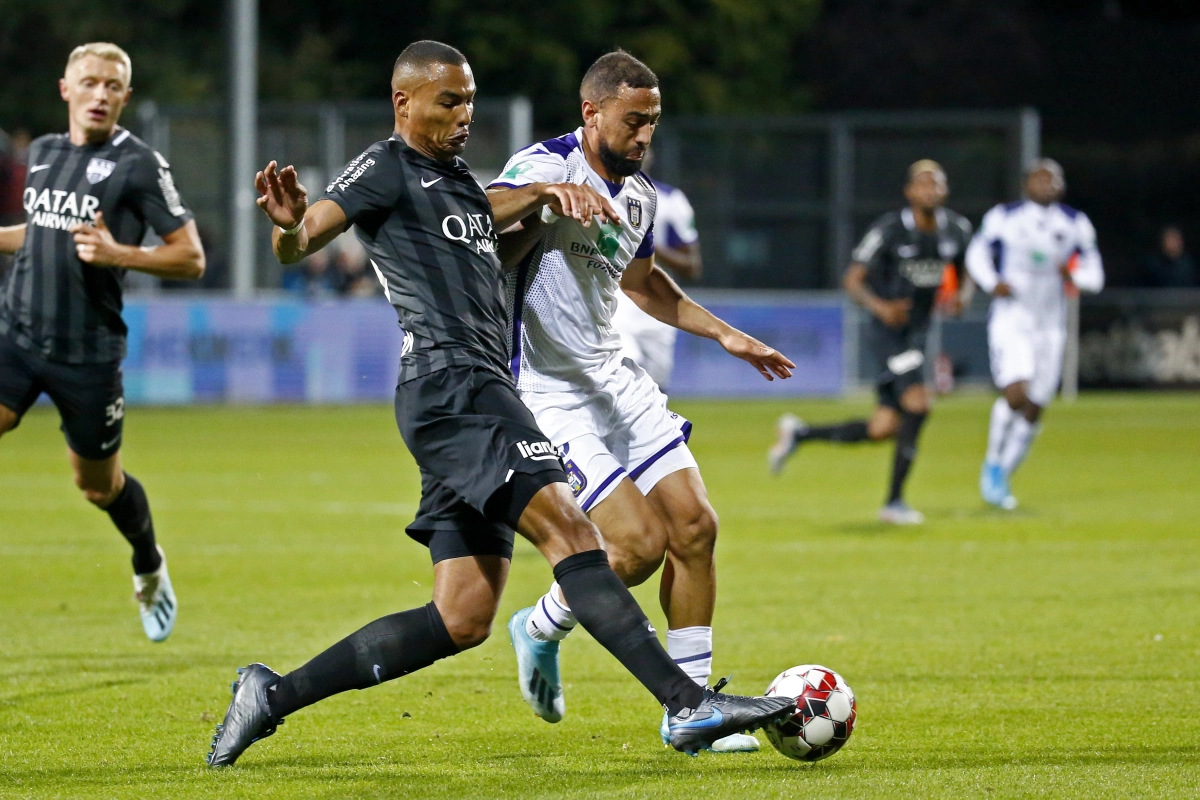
[
  {"xmin": 670, "ymin": 294, "xmax": 844, "ymax": 398},
  {"xmin": 116, "ymin": 293, "xmax": 843, "ymax": 404},
  {"xmin": 122, "ymin": 297, "xmax": 403, "ymax": 404}
]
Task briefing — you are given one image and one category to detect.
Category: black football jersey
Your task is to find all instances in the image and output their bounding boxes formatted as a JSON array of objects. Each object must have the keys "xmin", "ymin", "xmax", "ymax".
[
  {"xmin": 851, "ymin": 207, "xmax": 972, "ymax": 334},
  {"xmin": 0, "ymin": 127, "xmax": 192, "ymax": 363},
  {"xmin": 321, "ymin": 135, "xmax": 508, "ymax": 384}
]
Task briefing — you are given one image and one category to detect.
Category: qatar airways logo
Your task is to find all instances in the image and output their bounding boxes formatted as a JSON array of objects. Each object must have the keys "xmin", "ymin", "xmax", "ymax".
[
  {"xmin": 441, "ymin": 213, "xmax": 497, "ymax": 254},
  {"xmin": 23, "ymin": 188, "xmax": 100, "ymax": 232}
]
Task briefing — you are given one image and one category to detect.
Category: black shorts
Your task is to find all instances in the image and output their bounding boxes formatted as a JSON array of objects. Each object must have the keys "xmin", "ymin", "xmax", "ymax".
[
  {"xmin": 0, "ymin": 334, "xmax": 124, "ymax": 460},
  {"xmin": 869, "ymin": 324, "xmax": 928, "ymax": 411},
  {"xmin": 395, "ymin": 365, "xmax": 568, "ymax": 564}
]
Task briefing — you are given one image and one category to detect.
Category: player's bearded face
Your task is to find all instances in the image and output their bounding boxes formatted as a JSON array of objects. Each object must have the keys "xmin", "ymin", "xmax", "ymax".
[
  {"xmin": 1026, "ymin": 170, "xmax": 1064, "ymax": 205},
  {"xmin": 593, "ymin": 87, "xmax": 661, "ymax": 178},
  {"xmin": 60, "ymin": 56, "xmax": 130, "ymax": 140}
]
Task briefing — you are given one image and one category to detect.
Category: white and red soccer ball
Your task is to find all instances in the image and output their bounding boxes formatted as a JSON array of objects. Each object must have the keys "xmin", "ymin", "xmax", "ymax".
[{"xmin": 764, "ymin": 664, "xmax": 856, "ymax": 761}]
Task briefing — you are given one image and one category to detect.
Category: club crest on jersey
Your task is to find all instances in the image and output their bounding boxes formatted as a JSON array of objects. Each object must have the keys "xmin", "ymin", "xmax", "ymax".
[
  {"xmin": 86, "ymin": 158, "xmax": 116, "ymax": 185},
  {"xmin": 563, "ymin": 459, "xmax": 587, "ymax": 498},
  {"xmin": 627, "ymin": 198, "xmax": 643, "ymax": 229}
]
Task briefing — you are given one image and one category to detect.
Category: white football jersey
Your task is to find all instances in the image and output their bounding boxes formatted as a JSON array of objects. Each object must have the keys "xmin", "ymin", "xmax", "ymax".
[
  {"xmin": 966, "ymin": 200, "xmax": 1104, "ymax": 328},
  {"xmin": 491, "ymin": 129, "xmax": 657, "ymax": 393}
]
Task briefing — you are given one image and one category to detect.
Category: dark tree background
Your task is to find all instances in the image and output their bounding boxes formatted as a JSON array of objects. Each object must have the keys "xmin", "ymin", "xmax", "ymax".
[{"xmin": 2, "ymin": 0, "xmax": 1197, "ymax": 285}]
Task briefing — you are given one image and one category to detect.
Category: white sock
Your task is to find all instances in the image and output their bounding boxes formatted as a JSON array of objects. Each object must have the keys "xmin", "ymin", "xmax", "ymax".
[
  {"xmin": 525, "ymin": 582, "xmax": 577, "ymax": 642},
  {"xmin": 986, "ymin": 397, "xmax": 1015, "ymax": 465},
  {"xmin": 666, "ymin": 626, "xmax": 713, "ymax": 687},
  {"xmin": 1000, "ymin": 416, "xmax": 1041, "ymax": 476}
]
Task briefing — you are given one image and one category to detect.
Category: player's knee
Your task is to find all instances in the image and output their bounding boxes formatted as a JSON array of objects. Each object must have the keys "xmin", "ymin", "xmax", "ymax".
[
  {"xmin": 0, "ymin": 405, "xmax": 16, "ymax": 436},
  {"xmin": 609, "ymin": 524, "xmax": 667, "ymax": 586},
  {"xmin": 668, "ymin": 503, "xmax": 718, "ymax": 564},
  {"xmin": 440, "ymin": 609, "xmax": 495, "ymax": 650},
  {"xmin": 1004, "ymin": 384, "xmax": 1028, "ymax": 411},
  {"xmin": 868, "ymin": 417, "xmax": 898, "ymax": 441},
  {"xmin": 76, "ymin": 474, "xmax": 121, "ymax": 507}
]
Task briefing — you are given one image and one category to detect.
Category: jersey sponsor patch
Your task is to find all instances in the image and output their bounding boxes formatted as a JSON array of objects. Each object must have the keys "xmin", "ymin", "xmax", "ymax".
[
  {"xmin": 899, "ymin": 258, "xmax": 949, "ymax": 287},
  {"xmin": 86, "ymin": 158, "xmax": 116, "ymax": 184}
]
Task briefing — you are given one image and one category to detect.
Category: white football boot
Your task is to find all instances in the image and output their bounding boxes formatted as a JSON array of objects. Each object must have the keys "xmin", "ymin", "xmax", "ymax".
[
  {"xmin": 134, "ymin": 546, "xmax": 177, "ymax": 642},
  {"xmin": 768, "ymin": 414, "xmax": 807, "ymax": 475},
  {"xmin": 878, "ymin": 501, "xmax": 925, "ymax": 525}
]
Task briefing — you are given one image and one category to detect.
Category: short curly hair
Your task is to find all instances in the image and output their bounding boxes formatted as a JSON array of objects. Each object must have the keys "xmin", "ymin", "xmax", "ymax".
[{"xmin": 580, "ymin": 50, "xmax": 658, "ymax": 105}]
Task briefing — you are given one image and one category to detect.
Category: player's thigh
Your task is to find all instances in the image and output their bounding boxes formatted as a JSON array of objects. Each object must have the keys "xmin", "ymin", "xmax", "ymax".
[
  {"xmin": 0, "ymin": 338, "xmax": 44, "ymax": 437},
  {"xmin": 989, "ymin": 315, "xmax": 1035, "ymax": 393},
  {"xmin": 587, "ymin": 477, "xmax": 668, "ymax": 584},
  {"xmin": 1027, "ymin": 329, "xmax": 1066, "ymax": 408},
  {"xmin": 431, "ymin": 554, "xmax": 510, "ymax": 647},
  {"xmin": 42, "ymin": 359, "xmax": 126, "ymax": 463},
  {"xmin": 645, "ymin": 466, "xmax": 718, "ymax": 561}
]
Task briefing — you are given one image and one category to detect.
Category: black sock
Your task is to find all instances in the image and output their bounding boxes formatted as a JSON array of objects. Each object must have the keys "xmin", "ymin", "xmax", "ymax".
[
  {"xmin": 553, "ymin": 550, "xmax": 704, "ymax": 716},
  {"xmin": 888, "ymin": 412, "xmax": 928, "ymax": 504},
  {"xmin": 104, "ymin": 473, "xmax": 161, "ymax": 574},
  {"xmin": 268, "ymin": 602, "xmax": 458, "ymax": 719},
  {"xmin": 801, "ymin": 420, "xmax": 870, "ymax": 443}
]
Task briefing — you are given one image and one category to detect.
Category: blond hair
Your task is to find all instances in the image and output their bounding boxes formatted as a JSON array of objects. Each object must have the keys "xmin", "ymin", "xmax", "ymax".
[
  {"xmin": 66, "ymin": 43, "xmax": 132, "ymax": 85},
  {"xmin": 907, "ymin": 159, "xmax": 945, "ymax": 183}
]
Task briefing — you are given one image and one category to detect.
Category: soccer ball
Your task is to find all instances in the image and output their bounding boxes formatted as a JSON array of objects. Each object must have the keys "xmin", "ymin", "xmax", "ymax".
[{"xmin": 763, "ymin": 665, "xmax": 856, "ymax": 761}]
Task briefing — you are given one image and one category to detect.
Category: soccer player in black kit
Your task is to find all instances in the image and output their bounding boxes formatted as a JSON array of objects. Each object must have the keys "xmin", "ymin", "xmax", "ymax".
[
  {"xmin": 207, "ymin": 41, "xmax": 794, "ymax": 767},
  {"xmin": 769, "ymin": 160, "xmax": 973, "ymax": 525},
  {"xmin": 0, "ymin": 44, "xmax": 205, "ymax": 640}
]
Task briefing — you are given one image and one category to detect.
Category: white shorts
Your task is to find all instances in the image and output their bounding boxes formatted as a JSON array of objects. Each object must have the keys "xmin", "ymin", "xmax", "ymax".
[
  {"xmin": 613, "ymin": 292, "xmax": 678, "ymax": 390},
  {"xmin": 521, "ymin": 359, "xmax": 697, "ymax": 512},
  {"xmin": 988, "ymin": 306, "xmax": 1066, "ymax": 407}
]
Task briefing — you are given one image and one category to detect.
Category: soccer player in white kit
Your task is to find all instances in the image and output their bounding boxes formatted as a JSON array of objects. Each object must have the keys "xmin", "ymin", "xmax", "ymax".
[
  {"xmin": 609, "ymin": 157, "xmax": 701, "ymax": 391},
  {"xmin": 966, "ymin": 159, "xmax": 1104, "ymax": 509},
  {"xmin": 488, "ymin": 50, "xmax": 795, "ymax": 752}
]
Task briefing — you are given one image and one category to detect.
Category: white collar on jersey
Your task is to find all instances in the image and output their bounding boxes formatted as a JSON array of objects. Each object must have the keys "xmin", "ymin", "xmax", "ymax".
[{"xmin": 901, "ymin": 206, "xmax": 948, "ymax": 232}]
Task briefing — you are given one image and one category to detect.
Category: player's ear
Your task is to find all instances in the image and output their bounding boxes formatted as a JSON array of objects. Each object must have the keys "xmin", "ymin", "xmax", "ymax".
[
  {"xmin": 581, "ymin": 99, "xmax": 600, "ymax": 127},
  {"xmin": 393, "ymin": 89, "xmax": 409, "ymax": 119},
  {"xmin": 59, "ymin": 78, "xmax": 70, "ymax": 101}
]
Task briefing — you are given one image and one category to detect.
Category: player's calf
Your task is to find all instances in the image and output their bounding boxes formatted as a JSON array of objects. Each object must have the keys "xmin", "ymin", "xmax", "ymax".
[{"xmin": 0, "ymin": 404, "xmax": 17, "ymax": 436}]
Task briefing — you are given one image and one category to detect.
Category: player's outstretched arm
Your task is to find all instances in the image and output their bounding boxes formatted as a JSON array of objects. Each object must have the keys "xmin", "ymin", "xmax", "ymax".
[
  {"xmin": 488, "ymin": 183, "xmax": 620, "ymax": 231},
  {"xmin": 71, "ymin": 213, "xmax": 205, "ymax": 279},
  {"xmin": 0, "ymin": 225, "xmax": 26, "ymax": 254},
  {"xmin": 621, "ymin": 256, "xmax": 793, "ymax": 381},
  {"xmin": 256, "ymin": 161, "xmax": 347, "ymax": 264}
]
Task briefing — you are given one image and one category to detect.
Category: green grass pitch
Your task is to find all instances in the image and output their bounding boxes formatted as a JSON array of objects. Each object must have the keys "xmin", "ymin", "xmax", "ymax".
[{"xmin": 2, "ymin": 392, "xmax": 1198, "ymax": 798}]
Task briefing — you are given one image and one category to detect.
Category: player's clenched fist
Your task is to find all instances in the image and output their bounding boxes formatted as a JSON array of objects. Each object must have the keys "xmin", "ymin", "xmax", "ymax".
[
  {"xmin": 256, "ymin": 161, "xmax": 308, "ymax": 229},
  {"xmin": 539, "ymin": 182, "xmax": 621, "ymax": 228},
  {"xmin": 70, "ymin": 212, "xmax": 124, "ymax": 267}
]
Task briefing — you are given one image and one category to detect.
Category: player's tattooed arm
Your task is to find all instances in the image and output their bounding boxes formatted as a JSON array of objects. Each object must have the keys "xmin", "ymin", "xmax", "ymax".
[
  {"xmin": 0, "ymin": 224, "xmax": 25, "ymax": 254},
  {"xmin": 844, "ymin": 262, "xmax": 911, "ymax": 327},
  {"xmin": 621, "ymin": 256, "xmax": 794, "ymax": 381},
  {"xmin": 71, "ymin": 214, "xmax": 205, "ymax": 279},
  {"xmin": 256, "ymin": 161, "xmax": 347, "ymax": 264},
  {"xmin": 488, "ymin": 183, "xmax": 621, "ymax": 231}
]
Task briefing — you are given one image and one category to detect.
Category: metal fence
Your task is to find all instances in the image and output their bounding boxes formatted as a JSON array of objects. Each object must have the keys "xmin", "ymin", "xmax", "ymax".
[
  {"xmin": 134, "ymin": 97, "xmax": 532, "ymax": 290},
  {"xmin": 654, "ymin": 109, "xmax": 1040, "ymax": 290}
]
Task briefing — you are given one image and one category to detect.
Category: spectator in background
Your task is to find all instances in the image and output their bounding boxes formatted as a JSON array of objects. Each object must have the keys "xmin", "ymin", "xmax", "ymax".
[
  {"xmin": 282, "ymin": 248, "xmax": 336, "ymax": 297},
  {"xmin": 332, "ymin": 232, "xmax": 379, "ymax": 298},
  {"xmin": 1144, "ymin": 226, "xmax": 1197, "ymax": 288}
]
